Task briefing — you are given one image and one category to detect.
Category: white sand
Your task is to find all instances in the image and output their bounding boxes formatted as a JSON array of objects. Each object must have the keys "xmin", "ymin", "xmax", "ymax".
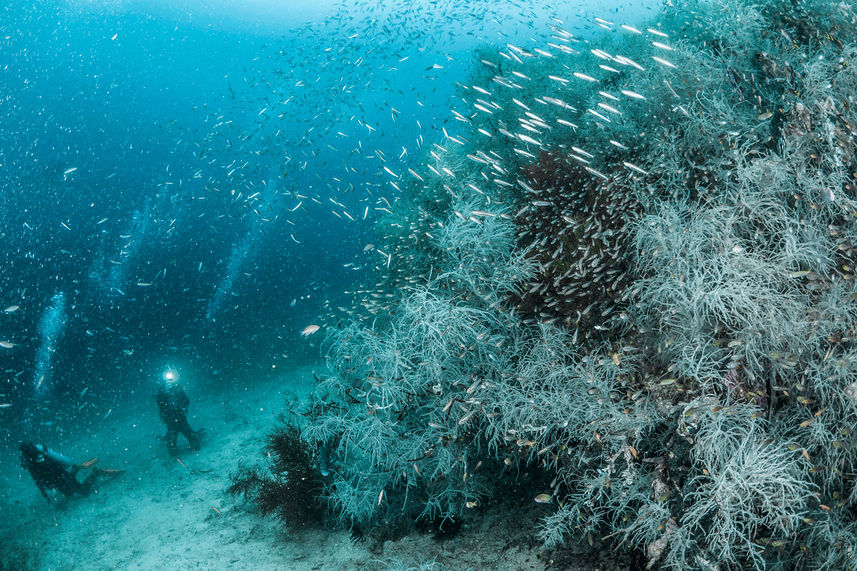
[{"xmin": 0, "ymin": 364, "xmax": 557, "ymax": 570}]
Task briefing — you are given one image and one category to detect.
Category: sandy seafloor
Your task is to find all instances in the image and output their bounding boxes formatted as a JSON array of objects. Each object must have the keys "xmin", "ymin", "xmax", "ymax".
[{"xmin": 0, "ymin": 363, "xmax": 610, "ymax": 570}]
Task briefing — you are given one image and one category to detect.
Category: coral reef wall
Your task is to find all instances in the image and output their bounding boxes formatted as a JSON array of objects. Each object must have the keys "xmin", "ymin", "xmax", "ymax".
[{"xmin": 305, "ymin": 1, "xmax": 857, "ymax": 567}]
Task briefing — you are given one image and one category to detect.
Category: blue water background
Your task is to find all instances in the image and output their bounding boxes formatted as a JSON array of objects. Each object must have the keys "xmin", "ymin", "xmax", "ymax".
[{"xmin": 0, "ymin": 0, "xmax": 656, "ymax": 439}]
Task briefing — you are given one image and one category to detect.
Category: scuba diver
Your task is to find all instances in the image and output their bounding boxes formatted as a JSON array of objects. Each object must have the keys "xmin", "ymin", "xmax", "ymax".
[
  {"xmin": 19, "ymin": 441, "xmax": 104, "ymax": 502},
  {"xmin": 156, "ymin": 368, "xmax": 201, "ymax": 455}
]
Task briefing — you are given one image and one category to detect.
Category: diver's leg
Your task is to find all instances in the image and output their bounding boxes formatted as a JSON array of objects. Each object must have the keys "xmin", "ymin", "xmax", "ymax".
[
  {"xmin": 166, "ymin": 427, "xmax": 179, "ymax": 455},
  {"xmin": 57, "ymin": 472, "xmax": 87, "ymax": 497},
  {"xmin": 80, "ymin": 470, "xmax": 99, "ymax": 496},
  {"xmin": 179, "ymin": 417, "xmax": 200, "ymax": 450}
]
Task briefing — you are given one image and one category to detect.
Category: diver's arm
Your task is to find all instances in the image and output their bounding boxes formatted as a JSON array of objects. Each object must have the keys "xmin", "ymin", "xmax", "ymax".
[
  {"xmin": 179, "ymin": 389, "xmax": 190, "ymax": 411},
  {"xmin": 156, "ymin": 392, "xmax": 168, "ymax": 421}
]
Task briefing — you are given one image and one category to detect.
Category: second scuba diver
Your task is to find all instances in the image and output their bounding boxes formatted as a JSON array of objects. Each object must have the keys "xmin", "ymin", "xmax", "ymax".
[{"xmin": 155, "ymin": 369, "xmax": 202, "ymax": 456}]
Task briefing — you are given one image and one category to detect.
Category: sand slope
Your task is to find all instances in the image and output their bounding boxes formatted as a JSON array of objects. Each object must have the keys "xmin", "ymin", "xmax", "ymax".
[{"xmin": 0, "ymin": 364, "xmax": 569, "ymax": 570}]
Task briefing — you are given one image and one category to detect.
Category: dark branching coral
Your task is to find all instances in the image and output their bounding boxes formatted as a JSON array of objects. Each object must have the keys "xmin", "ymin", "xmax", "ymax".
[
  {"xmin": 226, "ymin": 464, "xmax": 265, "ymax": 498},
  {"xmin": 228, "ymin": 423, "xmax": 324, "ymax": 529}
]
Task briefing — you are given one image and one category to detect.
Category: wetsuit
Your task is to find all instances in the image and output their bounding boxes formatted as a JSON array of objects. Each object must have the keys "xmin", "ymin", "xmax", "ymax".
[
  {"xmin": 20, "ymin": 443, "xmax": 97, "ymax": 500},
  {"xmin": 156, "ymin": 383, "xmax": 200, "ymax": 455}
]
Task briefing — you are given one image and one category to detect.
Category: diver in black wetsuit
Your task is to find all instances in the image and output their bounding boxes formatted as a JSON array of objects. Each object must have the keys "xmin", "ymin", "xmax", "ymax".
[
  {"xmin": 19, "ymin": 441, "xmax": 100, "ymax": 501},
  {"xmin": 156, "ymin": 372, "xmax": 201, "ymax": 456}
]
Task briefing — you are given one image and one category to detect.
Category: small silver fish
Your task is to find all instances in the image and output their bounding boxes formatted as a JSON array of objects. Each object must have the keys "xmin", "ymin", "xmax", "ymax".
[
  {"xmin": 573, "ymin": 72, "xmax": 598, "ymax": 82},
  {"xmin": 652, "ymin": 55, "xmax": 677, "ymax": 68},
  {"xmin": 301, "ymin": 324, "xmax": 320, "ymax": 337}
]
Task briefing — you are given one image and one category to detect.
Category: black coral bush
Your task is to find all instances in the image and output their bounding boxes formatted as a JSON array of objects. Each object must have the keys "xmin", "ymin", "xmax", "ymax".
[{"xmin": 228, "ymin": 423, "xmax": 324, "ymax": 529}]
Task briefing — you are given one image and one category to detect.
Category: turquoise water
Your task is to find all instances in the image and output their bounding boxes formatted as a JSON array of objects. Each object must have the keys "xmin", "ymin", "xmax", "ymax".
[
  {"xmin": 0, "ymin": 0, "xmax": 653, "ymax": 431},
  {"xmin": 1, "ymin": 1, "xmax": 654, "ymax": 568},
  {"xmin": 6, "ymin": 1, "xmax": 857, "ymax": 569}
]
